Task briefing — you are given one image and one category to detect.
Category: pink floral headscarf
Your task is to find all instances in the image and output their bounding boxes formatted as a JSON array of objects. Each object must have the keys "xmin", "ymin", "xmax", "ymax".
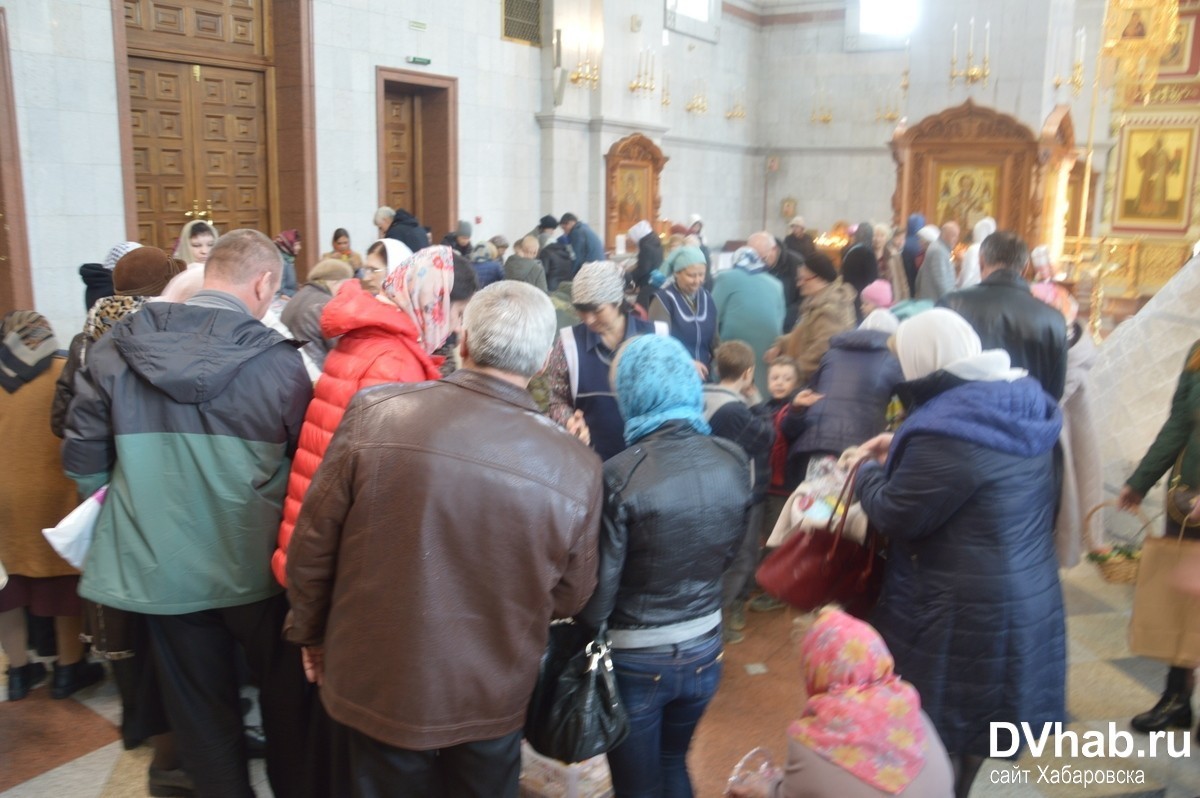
[
  {"xmin": 382, "ymin": 244, "xmax": 455, "ymax": 354},
  {"xmin": 789, "ymin": 608, "xmax": 928, "ymax": 794}
]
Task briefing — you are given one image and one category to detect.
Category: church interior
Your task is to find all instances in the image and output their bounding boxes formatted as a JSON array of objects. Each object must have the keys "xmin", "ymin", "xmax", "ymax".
[{"xmin": 3, "ymin": 0, "xmax": 1200, "ymax": 796}]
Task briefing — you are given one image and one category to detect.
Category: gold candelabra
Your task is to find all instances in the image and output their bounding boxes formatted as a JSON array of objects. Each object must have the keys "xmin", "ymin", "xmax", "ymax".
[
  {"xmin": 685, "ymin": 93, "xmax": 708, "ymax": 114},
  {"xmin": 950, "ymin": 18, "xmax": 991, "ymax": 87},
  {"xmin": 569, "ymin": 57, "xmax": 600, "ymax": 90},
  {"xmin": 629, "ymin": 49, "xmax": 655, "ymax": 96},
  {"xmin": 1054, "ymin": 60, "xmax": 1084, "ymax": 96}
]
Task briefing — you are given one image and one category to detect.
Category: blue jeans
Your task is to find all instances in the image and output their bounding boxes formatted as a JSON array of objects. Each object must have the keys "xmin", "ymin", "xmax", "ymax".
[{"xmin": 606, "ymin": 631, "xmax": 724, "ymax": 798}]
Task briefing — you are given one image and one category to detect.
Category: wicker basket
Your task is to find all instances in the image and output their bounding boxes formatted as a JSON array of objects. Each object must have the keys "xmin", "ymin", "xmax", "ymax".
[{"xmin": 1084, "ymin": 502, "xmax": 1154, "ymax": 584}]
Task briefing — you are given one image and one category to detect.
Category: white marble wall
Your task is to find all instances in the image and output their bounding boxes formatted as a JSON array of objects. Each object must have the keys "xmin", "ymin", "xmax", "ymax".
[
  {"xmin": 311, "ymin": 0, "xmax": 545, "ymax": 253},
  {"xmin": 7, "ymin": 0, "xmax": 125, "ymax": 340}
]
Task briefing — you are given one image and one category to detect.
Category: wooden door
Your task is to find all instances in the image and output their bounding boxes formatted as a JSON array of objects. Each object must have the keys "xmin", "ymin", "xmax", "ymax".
[
  {"xmin": 383, "ymin": 89, "xmax": 422, "ymax": 218},
  {"xmin": 128, "ymin": 57, "xmax": 268, "ymax": 251}
]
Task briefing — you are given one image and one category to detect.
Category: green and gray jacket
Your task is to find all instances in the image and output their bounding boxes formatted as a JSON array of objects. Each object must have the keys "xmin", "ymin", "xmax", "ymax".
[
  {"xmin": 62, "ymin": 291, "xmax": 312, "ymax": 614},
  {"xmin": 1128, "ymin": 340, "xmax": 1200, "ymax": 496}
]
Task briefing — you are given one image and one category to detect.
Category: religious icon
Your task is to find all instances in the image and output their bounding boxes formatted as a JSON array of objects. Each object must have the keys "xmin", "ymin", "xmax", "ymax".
[
  {"xmin": 1122, "ymin": 10, "xmax": 1147, "ymax": 39},
  {"xmin": 614, "ymin": 166, "xmax": 651, "ymax": 235},
  {"xmin": 934, "ymin": 165, "xmax": 1000, "ymax": 231},
  {"xmin": 780, "ymin": 196, "xmax": 797, "ymax": 221},
  {"xmin": 1114, "ymin": 124, "xmax": 1196, "ymax": 233}
]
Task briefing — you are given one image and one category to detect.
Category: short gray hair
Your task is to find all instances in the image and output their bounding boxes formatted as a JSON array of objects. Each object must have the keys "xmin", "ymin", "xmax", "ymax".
[
  {"xmin": 373, "ymin": 206, "xmax": 395, "ymax": 227},
  {"xmin": 206, "ymin": 229, "xmax": 282, "ymax": 285},
  {"xmin": 463, "ymin": 281, "xmax": 557, "ymax": 378}
]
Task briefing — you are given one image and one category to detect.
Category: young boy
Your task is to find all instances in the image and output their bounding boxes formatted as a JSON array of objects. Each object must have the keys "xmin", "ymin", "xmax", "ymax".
[{"xmin": 703, "ymin": 342, "xmax": 775, "ymax": 643}]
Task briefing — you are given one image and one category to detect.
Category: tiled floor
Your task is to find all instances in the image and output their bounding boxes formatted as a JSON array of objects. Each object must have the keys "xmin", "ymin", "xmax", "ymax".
[{"xmin": 2, "ymin": 564, "xmax": 1199, "ymax": 797}]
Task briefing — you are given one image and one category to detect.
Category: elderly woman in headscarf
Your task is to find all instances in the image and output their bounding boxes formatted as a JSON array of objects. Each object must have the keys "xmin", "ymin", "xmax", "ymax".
[
  {"xmin": 273, "ymin": 228, "xmax": 302, "ymax": 297},
  {"xmin": 772, "ymin": 252, "xmax": 857, "ymax": 383},
  {"xmin": 52, "ymin": 247, "xmax": 186, "ymax": 438},
  {"xmin": 840, "ymin": 221, "xmax": 879, "ymax": 322},
  {"xmin": 0, "ymin": 312, "xmax": 106, "ymax": 701},
  {"xmin": 648, "ymin": 245, "xmax": 719, "ymax": 379},
  {"xmin": 852, "ymin": 308, "xmax": 1065, "ymax": 798},
  {"xmin": 577, "ymin": 333, "xmax": 750, "ymax": 797},
  {"xmin": 957, "ymin": 217, "xmax": 995, "ymax": 289},
  {"xmin": 273, "ymin": 244, "xmax": 456, "ymax": 586},
  {"xmin": 713, "ymin": 246, "xmax": 787, "ymax": 397},
  {"xmin": 729, "ymin": 607, "xmax": 954, "ymax": 798},
  {"xmin": 627, "ymin": 219, "xmax": 663, "ymax": 309},
  {"xmin": 543, "ymin": 261, "xmax": 667, "ymax": 460}
]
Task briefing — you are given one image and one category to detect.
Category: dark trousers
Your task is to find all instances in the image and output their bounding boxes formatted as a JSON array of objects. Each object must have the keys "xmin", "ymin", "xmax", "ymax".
[
  {"xmin": 145, "ymin": 592, "xmax": 316, "ymax": 798},
  {"xmin": 345, "ymin": 725, "xmax": 522, "ymax": 798},
  {"xmin": 722, "ymin": 500, "xmax": 766, "ymax": 607}
]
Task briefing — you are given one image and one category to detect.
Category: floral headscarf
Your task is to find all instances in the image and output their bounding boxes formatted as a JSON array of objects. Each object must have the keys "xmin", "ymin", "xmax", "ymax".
[
  {"xmin": 731, "ymin": 246, "xmax": 767, "ymax": 274},
  {"xmin": 274, "ymin": 229, "xmax": 301, "ymax": 257},
  {"xmin": 790, "ymin": 608, "xmax": 927, "ymax": 794},
  {"xmin": 0, "ymin": 311, "xmax": 58, "ymax": 393},
  {"xmin": 382, "ymin": 244, "xmax": 455, "ymax": 354}
]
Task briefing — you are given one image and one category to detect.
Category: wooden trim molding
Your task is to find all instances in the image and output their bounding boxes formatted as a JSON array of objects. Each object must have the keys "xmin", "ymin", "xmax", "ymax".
[
  {"xmin": 111, "ymin": 3, "xmax": 138, "ymax": 240},
  {"xmin": 376, "ymin": 67, "xmax": 459, "ymax": 244},
  {"xmin": 273, "ymin": 0, "xmax": 319, "ymax": 280},
  {"xmin": 0, "ymin": 8, "xmax": 33, "ymax": 313}
]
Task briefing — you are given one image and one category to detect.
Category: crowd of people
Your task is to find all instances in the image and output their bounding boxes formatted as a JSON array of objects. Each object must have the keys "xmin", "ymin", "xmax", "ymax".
[{"xmin": 0, "ymin": 202, "xmax": 1182, "ymax": 798}]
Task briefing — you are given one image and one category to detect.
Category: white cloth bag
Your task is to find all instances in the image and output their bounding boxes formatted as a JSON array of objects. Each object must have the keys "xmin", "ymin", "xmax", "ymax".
[{"xmin": 42, "ymin": 486, "xmax": 107, "ymax": 570}]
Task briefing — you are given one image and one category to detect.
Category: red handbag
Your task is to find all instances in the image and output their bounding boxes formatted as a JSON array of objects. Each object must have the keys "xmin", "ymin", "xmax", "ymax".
[{"xmin": 755, "ymin": 458, "xmax": 885, "ymax": 619}]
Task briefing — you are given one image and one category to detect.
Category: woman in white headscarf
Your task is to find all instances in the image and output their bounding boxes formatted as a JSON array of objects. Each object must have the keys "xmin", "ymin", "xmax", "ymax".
[
  {"xmin": 957, "ymin": 217, "xmax": 995, "ymax": 288},
  {"xmin": 853, "ymin": 308, "xmax": 1065, "ymax": 798}
]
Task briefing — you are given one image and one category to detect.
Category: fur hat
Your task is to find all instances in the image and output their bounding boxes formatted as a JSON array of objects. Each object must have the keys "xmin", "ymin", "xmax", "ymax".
[{"xmin": 113, "ymin": 247, "xmax": 186, "ymax": 297}]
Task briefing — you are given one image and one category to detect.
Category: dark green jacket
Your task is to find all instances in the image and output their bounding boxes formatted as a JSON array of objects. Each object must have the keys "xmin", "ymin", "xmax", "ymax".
[
  {"xmin": 62, "ymin": 294, "xmax": 312, "ymax": 614},
  {"xmin": 1128, "ymin": 341, "xmax": 1200, "ymax": 496}
]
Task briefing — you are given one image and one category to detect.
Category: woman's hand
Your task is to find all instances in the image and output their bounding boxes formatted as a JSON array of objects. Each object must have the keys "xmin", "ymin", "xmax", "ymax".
[
  {"xmin": 763, "ymin": 346, "xmax": 780, "ymax": 364},
  {"xmin": 566, "ymin": 409, "xmax": 591, "ymax": 446},
  {"xmin": 694, "ymin": 360, "xmax": 710, "ymax": 381},
  {"xmin": 1117, "ymin": 485, "xmax": 1143, "ymax": 512},
  {"xmin": 855, "ymin": 433, "xmax": 894, "ymax": 465},
  {"xmin": 302, "ymin": 646, "xmax": 324, "ymax": 686}
]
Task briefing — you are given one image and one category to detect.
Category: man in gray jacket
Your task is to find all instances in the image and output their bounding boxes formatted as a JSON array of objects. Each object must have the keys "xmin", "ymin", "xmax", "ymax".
[{"xmin": 914, "ymin": 223, "xmax": 955, "ymax": 301}]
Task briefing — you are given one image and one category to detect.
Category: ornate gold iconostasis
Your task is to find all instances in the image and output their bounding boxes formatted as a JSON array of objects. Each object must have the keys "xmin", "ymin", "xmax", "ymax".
[
  {"xmin": 605, "ymin": 133, "xmax": 668, "ymax": 251},
  {"xmin": 1091, "ymin": 0, "xmax": 1200, "ymax": 293}
]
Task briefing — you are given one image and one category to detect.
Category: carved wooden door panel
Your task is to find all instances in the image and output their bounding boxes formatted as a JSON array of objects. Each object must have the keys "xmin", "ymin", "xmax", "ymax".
[
  {"xmin": 129, "ymin": 58, "xmax": 195, "ymax": 248},
  {"xmin": 383, "ymin": 89, "xmax": 422, "ymax": 219},
  {"xmin": 129, "ymin": 57, "xmax": 268, "ymax": 251},
  {"xmin": 195, "ymin": 64, "xmax": 267, "ymax": 235}
]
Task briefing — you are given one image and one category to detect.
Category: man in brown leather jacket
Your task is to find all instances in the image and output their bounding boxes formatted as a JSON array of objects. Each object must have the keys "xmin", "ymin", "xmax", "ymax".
[{"xmin": 285, "ymin": 280, "xmax": 603, "ymax": 797}]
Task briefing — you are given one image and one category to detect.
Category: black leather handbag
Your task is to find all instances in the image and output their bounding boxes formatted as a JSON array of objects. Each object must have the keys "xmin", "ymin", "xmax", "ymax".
[{"xmin": 524, "ymin": 621, "xmax": 629, "ymax": 763}]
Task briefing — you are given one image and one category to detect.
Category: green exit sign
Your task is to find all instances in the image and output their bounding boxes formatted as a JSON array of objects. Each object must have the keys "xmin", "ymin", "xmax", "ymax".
[{"xmin": 406, "ymin": 57, "xmax": 431, "ymax": 66}]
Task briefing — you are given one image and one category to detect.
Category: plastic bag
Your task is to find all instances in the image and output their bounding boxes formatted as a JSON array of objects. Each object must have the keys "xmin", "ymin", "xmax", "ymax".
[
  {"xmin": 725, "ymin": 747, "xmax": 781, "ymax": 797},
  {"xmin": 42, "ymin": 486, "xmax": 107, "ymax": 570}
]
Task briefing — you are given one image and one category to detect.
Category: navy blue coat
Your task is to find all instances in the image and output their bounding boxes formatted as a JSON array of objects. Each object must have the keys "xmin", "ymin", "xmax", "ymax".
[
  {"xmin": 783, "ymin": 329, "xmax": 903, "ymax": 462},
  {"xmin": 855, "ymin": 374, "xmax": 1065, "ymax": 757}
]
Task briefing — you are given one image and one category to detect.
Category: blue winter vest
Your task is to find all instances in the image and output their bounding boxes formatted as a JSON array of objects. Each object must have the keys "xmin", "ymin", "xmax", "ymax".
[
  {"xmin": 561, "ymin": 315, "xmax": 666, "ymax": 461},
  {"xmin": 654, "ymin": 284, "xmax": 717, "ymax": 370}
]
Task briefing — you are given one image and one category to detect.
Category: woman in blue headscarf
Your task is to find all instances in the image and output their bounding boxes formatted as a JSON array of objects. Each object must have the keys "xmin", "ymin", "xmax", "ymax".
[
  {"xmin": 578, "ymin": 334, "xmax": 752, "ymax": 797},
  {"xmin": 648, "ymin": 245, "xmax": 719, "ymax": 379}
]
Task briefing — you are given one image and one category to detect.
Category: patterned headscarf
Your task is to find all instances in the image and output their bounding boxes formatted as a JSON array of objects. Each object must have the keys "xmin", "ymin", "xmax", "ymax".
[
  {"xmin": 572, "ymin": 261, "xmax": 626, "ymax": 306},
  {"xmin": 84, "ymin": 296, "xmax": 147, "ymax": 342},
  {"xmin": 274, "ymin": 229, "xmax": 301, "ymax": 257},
  {"xmin": 790, "ymin": 608, "xmax": 928, "ymax": 794},
  {"xmin": 731, "ymin": 246, "xmax": 767, "ymax": 274},
  {"xmin": 382, "ymin": 244, "xmax": 455, "ymax": 354},
  {"xmin": 103, "ymin": 241, "xmax": 142, "ymax": 271},
  {"xmin": 0, "ymin": 311, "xmax": 58, "ymax": 393},
  {"xmin": 614, "ymin": 334, "xmax": 710, "ymax": 445}
]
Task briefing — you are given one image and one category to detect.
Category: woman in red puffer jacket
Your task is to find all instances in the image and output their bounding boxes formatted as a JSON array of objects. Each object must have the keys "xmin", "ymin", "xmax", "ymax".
[{"xmin": 272, "ymin": 242, "xmax": 459, "ymax": 586}]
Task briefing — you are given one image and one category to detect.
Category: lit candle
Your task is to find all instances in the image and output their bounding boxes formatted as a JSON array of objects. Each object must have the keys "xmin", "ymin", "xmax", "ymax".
[
  {"xmin": 1078, "ymin": 28, "xmax": 1086, "ymax": 63},
  {"xmin": 985, "ymin": 21, "xmax": 990, "ymax": 61},
  {"xmin": 952, "ymin": 23, "xmax": 958, "ymax": 62},
  {"xmin": 649, "ymin": 51, "xmax": 655, "ymax": 82},
  {"xmin": 969, "ymin": 17, "xmax": 975, "ymax": 57},
  {"xmin": 905, "ymin": 37, "xmax": 911, "ymax": 70}
]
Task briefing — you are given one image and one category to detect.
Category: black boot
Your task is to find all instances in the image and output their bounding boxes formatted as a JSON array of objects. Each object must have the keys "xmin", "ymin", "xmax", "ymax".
[
  {"xmin": 6, "ymin": 661, "xmax": 47, "ymax": 701},
  {"xmin": 51, "ymin": 659, "xmax": 105, "ymax": 699},
  {"xmin": 1132, "ymin": 666, "xmax": 1194, "ymax": 733}
]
